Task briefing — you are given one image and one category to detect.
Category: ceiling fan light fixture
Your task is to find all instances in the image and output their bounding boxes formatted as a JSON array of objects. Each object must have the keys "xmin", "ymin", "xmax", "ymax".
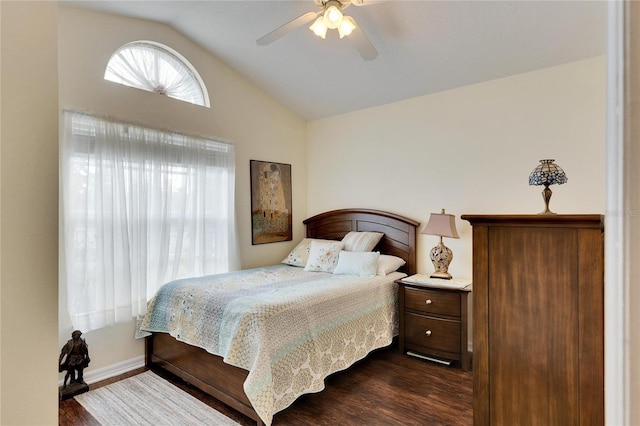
[
  {"xmin": 323, "ymin": 2, "xmax": 343, "ymax": 29},
  {"xmin": 310, "ymin": 16, "xmax": 328, "ymax": 38},
  {"xmin": 259, "ymin": 0, "xmax": 377, "ymax": 60},
  {"xmin": 338, "ymin": 15, "xmax": 356, "ymax": 38}
]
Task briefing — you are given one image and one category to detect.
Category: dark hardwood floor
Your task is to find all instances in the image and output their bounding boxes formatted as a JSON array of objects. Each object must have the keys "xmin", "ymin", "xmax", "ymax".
[{"xmin": 59, "ymin": 345, "xmax": 472, "ymax": 425}]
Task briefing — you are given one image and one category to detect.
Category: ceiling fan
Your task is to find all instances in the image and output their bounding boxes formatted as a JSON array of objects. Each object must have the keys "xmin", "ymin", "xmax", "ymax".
[{"xmin": 256, "ymin": 0, "xmax": 379, "ymax": 61}]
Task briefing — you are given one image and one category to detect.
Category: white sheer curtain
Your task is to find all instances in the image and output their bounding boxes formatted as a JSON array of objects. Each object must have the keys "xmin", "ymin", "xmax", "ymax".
[
  {"xmin": 104, "ymin": 41, "xmax": 209, "ymax": 107},
  {"xmin": 61, "ymin": 110, "xmax": 238, "ymax": 332}
]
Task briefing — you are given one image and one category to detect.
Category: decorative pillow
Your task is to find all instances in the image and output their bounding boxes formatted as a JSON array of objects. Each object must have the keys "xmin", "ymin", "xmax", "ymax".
[
  {"xmin": 341, "ymin": 231, "xmax": 384, "ymax": 252},
  {"xmin": 304, "ymin": 240, "xmax": 344, "ymax": 273},
  {"xmin": 333, "ymin": 251, "xmax": 380, "ymax": 277},
  {"xmin": 282, "ymin": 238, "xmax": 334, "ymax": 267},
  {"xmin": 376, "ymin": 254, "xmax": 406, "ymax": 275}
]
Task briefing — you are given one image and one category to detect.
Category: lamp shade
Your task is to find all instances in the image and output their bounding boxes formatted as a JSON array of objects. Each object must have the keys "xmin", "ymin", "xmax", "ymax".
[
  {"xmin": 323, "ymin": 3, "xmax": 343, "ymax": 29},
  {"xmin": 528, "ymin": 159, "xmax": 568, "ymax": 186},
  {"xmin": 422, "ymin": 209, "xmax": 460, "ymax": 239},
  {"xmin": 310, "ymin": 17, "xmax": 328, "ymax": 39},
  {"xmin": 338, "ymin": 16, "xmax": 356, "ymax": 38}
]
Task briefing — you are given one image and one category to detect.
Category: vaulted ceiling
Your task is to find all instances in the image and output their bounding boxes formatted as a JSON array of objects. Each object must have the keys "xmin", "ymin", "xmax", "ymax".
[{"xmin": 62, "ymin": 1, "xmax": 607, "ymax": 120}]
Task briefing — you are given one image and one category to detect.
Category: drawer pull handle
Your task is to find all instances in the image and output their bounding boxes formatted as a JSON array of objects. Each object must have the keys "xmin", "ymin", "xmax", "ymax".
[
  {"xmin": 425, "ymin": 299, "xmax": 432, "ymax": 305},
  {"xmin": 425, "ymin": 330, "xmax": 432, "ymax": 336}
]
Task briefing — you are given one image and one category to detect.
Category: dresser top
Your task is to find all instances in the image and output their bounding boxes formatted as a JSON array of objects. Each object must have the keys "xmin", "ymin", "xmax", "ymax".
[{"xmin": 460, "ymin": 214, "xmax": 604, "ymax": 229}]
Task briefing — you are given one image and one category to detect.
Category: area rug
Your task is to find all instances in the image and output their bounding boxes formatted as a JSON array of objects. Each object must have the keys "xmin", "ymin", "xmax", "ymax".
[{"xmin": 74, "ymin": 371, "xmax": 240, "ymax": 425}]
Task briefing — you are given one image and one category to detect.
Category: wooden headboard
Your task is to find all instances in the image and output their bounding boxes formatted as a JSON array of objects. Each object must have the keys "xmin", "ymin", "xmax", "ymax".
[{"xmin": 303, "ymin": 208, "xmax": 420, "ymax": 275}]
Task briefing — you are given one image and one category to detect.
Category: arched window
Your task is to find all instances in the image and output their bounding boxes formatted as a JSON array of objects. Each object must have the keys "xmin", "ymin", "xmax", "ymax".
[{"xmin": 104, "ymin": 41, "xmax": 210, "ymax": 107}]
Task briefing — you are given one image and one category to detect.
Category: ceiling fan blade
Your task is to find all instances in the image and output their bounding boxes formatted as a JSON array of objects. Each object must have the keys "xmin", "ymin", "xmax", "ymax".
[
  {"xmin": 257, "ymin": 11, "xmax": 320, "ymax": 46},
  {"xmin": 349, "ymin": 23, "xmax": 378, "ymax": 60}
]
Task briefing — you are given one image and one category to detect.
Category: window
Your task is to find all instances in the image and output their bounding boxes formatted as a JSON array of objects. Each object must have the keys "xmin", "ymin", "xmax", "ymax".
[
  {"xmin": 104, "ymin": 41, "xmax": 210, "ymax": 107},
  {"xmin": 61, "ymin": 110, "xmax": 236, "ymax": 331}
]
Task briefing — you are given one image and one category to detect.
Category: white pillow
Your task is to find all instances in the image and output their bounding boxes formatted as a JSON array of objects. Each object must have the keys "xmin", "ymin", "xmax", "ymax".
[
  {"xmin": 304, "ymin": 240, "xmax": 344, "ymax": 273},
  {"xmin": 282, "ymin": 238, "xmax": 334, "ymax": 267},
  {"xmin": 341, "ymin": 231, "xmax": 384, "ymax": 252},
  {"xmin": 376, "ymin": 254, "xmax": 406, "ymax": 275},
  {"xmin": 333, "ymin": 251, "xmax": 380, "ymax": 277}
]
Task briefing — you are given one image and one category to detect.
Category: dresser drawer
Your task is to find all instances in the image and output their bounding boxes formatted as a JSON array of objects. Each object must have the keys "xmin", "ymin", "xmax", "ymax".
[
  {"xmin": 404, "ymin": 312, "xmax": 461, "ymax": 354},
  {"xmin": 404, "ymin": 287, "xmax": 461, "ymax": 316}
]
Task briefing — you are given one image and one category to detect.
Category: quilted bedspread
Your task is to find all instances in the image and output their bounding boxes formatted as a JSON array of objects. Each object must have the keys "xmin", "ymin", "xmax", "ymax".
[{"xmin": 138, "ymin": 264, "xmax": 403, "ymax": 425}]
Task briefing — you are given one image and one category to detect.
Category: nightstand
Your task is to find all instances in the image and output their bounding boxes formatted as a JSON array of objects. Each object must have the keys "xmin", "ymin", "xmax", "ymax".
[{"xmin": 396, "ymin": 276, "xmax": 472, "ymax": 371}]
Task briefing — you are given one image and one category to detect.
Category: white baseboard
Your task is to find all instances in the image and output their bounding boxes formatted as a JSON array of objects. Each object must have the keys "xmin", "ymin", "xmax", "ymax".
[{"xmin": 58, "ymin": 355, "xmax": 145, "ymax": 386}]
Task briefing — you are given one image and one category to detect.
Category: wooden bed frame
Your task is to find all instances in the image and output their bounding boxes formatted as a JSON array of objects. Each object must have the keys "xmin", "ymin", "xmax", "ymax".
[{"xmin": 145, "ymin": 208, "xmax": 419, "ymax": 425}]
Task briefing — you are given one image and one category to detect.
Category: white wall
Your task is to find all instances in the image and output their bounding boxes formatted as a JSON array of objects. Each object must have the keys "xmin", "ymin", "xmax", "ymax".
[
  {"xmin": 631, "ymin": 7, "xmax": 640, "ymax": 422},
  {"xmin": 606, "ymin": 2, "xmax": 640, "ymax": 423},
  {"xmin": 307, "ymin": 56, "xmax": 606, "ymax": 282},
  {"xmin": 1, "ymin": 2, "xmax": 60, "ymax": 424},
  {"xmin": 57, "ymin": 6, "xmax": 307, "ymax": 377}
]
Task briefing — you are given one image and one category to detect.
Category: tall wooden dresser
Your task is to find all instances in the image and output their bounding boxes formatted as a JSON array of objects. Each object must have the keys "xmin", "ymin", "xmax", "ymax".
[{"xmin": 460, "ymin": 215, "xmax": 604, "ymax": 426}]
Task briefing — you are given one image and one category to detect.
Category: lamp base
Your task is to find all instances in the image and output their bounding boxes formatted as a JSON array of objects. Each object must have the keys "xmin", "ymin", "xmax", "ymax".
[
  {"xmin": 430, "ymin": 241, "xmax": 454, "ymax": 280},
  {"xmin": 538, "ymin": 185, "xmax": 557, "ymax": 215},
  {"xmin": 430, "ymin": 271, "xmax": 453, "ymax": 280}
]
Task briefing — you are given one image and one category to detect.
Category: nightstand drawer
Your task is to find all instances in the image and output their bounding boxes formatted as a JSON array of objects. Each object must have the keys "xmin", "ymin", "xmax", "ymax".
[
  {"xmin": 404, "ymin": 287, "xmax": 461, "ymax": 317},
  {"xmin": 404, "ymin": 312, "xmax": 460, "ymax": 354}
]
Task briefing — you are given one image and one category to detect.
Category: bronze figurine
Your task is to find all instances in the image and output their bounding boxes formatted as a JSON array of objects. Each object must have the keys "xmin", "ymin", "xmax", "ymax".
[{"xmin": 59, "ymin": 330, "xmax": 90, "ymax": 387}]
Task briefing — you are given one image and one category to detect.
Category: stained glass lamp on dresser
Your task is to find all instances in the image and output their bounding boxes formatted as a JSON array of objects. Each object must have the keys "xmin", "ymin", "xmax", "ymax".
[{"xmin": 528, "ymin": 159, "xmax": 568, "ymax": 214}]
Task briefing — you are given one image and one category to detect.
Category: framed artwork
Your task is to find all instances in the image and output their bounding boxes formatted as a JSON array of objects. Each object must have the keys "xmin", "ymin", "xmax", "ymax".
[{"xmin": 250, "ymin": 160, "xmax": 293, "ymax": 244}]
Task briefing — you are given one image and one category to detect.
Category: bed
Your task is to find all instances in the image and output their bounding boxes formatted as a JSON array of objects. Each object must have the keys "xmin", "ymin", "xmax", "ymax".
[{"xmin": 141, "ymin": 208, "xmax": 419, "ymax": 425}]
